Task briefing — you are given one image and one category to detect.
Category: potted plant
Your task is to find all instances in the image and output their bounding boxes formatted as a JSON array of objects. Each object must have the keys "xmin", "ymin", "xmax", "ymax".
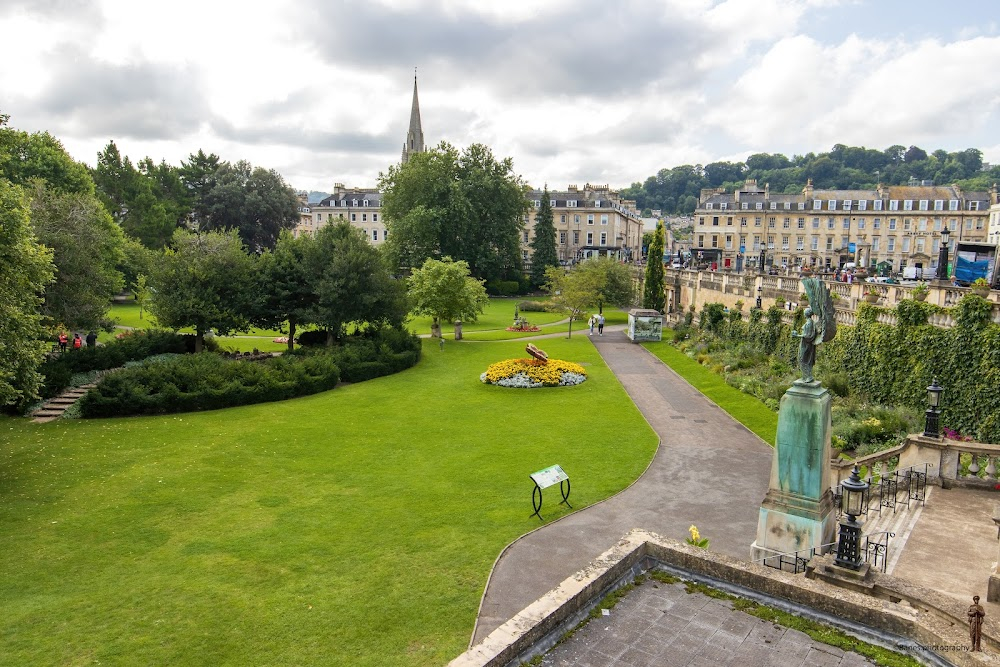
[
  {"xmin": 972, "ymin": 278, "xmax": 991, "ymax": 297},
  {"xmin": 863, "ymin": 288, "xmax": 880, "ymax": 303},
  {"xmin": 910, "ymin": 281, "xmax": 929, "ymax": 302}
]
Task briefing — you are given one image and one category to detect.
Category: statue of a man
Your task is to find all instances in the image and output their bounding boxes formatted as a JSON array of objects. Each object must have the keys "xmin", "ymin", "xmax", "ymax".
[
  {"xmin": 969, "ymin": 595, "xmax": 985, "ymax": 652},
  {"xmin": 791, "ymin": 307, "xmax": 817, "ymax": 383}
]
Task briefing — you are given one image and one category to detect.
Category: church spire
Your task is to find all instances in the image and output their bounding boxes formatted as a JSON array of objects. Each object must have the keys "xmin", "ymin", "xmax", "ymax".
[{"xmin": 401, "ymin": 71, "xmax": 424, "ymax": 163}]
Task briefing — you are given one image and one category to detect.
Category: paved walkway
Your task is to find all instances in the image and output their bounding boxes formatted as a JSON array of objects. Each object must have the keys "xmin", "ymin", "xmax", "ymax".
[{"xmin": 471, "ymin": 328, "xmax": 775, "ymax": 644}]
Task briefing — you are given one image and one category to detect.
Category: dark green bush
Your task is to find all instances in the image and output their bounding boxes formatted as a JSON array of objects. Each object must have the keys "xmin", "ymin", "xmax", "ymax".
[
  {"xmin": 37, "ymin": 330, "xmax": 188, "ymax": 401},
  {"xmin": 297, "ymin": 329, "xmax": 330, "ymax": 347},
  {"xmin": 79, "ymin": 326, "xmax": 421, "ymax": 417}
]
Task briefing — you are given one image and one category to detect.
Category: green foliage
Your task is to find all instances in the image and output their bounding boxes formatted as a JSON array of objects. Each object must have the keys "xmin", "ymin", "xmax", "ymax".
[
  {"xmin": 486, "ymin": 280, "xmax": 520, "ymax": 296},
  {"xmin": 380, "ymin": 141, "xmax": 528, "ymax": 283},
  {"xmin": 529, "ymin": 187, "xmax": 559, "ymax": 287},
  {"xmin": 36, "ymin": 330, "xmax": 189, "ymax": 402},
  {"xmin": 407, "ymin": 257, "xmax": 489, "ymax": 333},
  {"xmin": 0, "ymin": 124, "xmax": 95, "ymax": 195},
  {"xmin": 700, "ymin": 303, "xmax": 725, "ymax": 333},
  {"xmin": 150, "ymin": 229, "xmax": 256, "ymax": 351},
  {"xmin": 79, "ymin": 328, "xmax": 419, "ymax": 418},
  {"xmin": 544, "ymin": 258, "xmax": 636, "ymax": 336},
  {"xmin": 642, "ymin": 221, "xmax": 665, "ymax": 311},
  {"xmin": 516, "ymin": 300, "xmax": 548, "ymax": 312},
  {"xmin": 0, "ymin": 180, "xmax": 55, "ymax": 409},
  {"xmin": 895, "ymin": 299, "xmax": 939, "ymax": 327}
]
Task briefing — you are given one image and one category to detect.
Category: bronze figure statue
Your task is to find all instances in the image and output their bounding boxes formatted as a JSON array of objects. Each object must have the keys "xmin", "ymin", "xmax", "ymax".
[
  {"xmin": 792, "ymin": 277, "xmax": 837, "ymax": 384},
  {"xmin": 969, "ymin": 595, "xmax": 985, "ymax": 652}
]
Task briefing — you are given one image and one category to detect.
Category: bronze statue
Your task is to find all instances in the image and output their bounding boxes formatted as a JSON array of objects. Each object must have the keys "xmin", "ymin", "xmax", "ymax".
[
  {"xmin": 791, "ymin": 277, "xmax": 837, "ymax": 384},
  {"xmin": 969, "ymin": 595, "xmax": 985, "ymax": 652}
]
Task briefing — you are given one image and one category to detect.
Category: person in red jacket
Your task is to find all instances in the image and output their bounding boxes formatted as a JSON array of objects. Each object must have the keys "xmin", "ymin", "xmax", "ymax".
[
  {"xmin": 72, "ymin": 333, "xmax": 82, "ymax": 349},
  {"xmin": 58, "ymin": 332, "xmax": 68, "ymax": 352}
]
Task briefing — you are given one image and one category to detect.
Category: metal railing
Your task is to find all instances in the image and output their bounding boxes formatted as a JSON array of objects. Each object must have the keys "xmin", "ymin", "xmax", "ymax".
[
  {"xmin": 754, "ymin": 542, "xmax": 838, "ymax": 574},
  {"xmin": 865, "ymin": 531, "xmax": 894, "ymax": 573}
]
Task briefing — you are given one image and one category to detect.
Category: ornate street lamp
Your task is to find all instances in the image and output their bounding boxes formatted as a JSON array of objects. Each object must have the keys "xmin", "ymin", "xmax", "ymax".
[
  {"xmin": 923, "ymin": 379, "xmax": 944, "ymax": 438},
  {"xmin": 756, "ymin": 285, "xmax": 762, "ymax": 309},
  {"xmin": 935, "ymin": 227, "xmax": 951, "ymax": 282},
  {"xmin": 834, "ymin": 465, "xmax": 870, "ymax": 570}
]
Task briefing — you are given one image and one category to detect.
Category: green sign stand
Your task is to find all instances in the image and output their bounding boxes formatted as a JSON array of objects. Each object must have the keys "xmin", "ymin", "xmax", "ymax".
[{"xmin": 530, "ymin": 464, "xmax": 571, "ymax": 520}]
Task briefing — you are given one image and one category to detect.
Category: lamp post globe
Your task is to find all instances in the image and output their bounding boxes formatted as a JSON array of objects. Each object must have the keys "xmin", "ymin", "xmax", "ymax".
[{"xmin": 923, "ymin": 378, "xmax": 944, "ymax": 438}]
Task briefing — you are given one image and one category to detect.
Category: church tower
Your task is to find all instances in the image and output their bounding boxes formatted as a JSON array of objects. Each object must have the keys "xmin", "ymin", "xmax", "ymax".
[{"xmin": 401, "ymin": 73, "xmax": 424, "ymax": 163}]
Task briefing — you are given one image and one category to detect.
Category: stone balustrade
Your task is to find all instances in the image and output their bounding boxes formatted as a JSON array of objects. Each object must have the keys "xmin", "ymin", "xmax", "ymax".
[{"xmin": 664, "ymin": 268, "xmax": 1000, "ymax": 329}]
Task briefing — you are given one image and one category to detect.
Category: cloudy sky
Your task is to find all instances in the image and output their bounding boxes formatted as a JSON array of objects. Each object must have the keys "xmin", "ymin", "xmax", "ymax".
[{"xmin": 2, "ymin": 0, "xmax": 999, "ymax": 193}]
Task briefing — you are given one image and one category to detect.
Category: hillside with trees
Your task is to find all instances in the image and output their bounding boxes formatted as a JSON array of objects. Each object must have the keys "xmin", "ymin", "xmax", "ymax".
[{"xmin": 622, "ymin": 144, "xmax": 1000, "ymax": 216}]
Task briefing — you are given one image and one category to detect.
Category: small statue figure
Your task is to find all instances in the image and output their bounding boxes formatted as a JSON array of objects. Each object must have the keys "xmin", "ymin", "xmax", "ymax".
[
  {"xmin": 792, "ymin": 307, "xmax": 817, "ymax": 383},
  {"xmin": 791, "ymin": 277, "xmax": 837, "ymax": 384},
  {"xmin": 514, "ymin": 304, "xmax": 520, "ymax": 327},
  {"xmin": 969, "ymin": 595, "xmax": 985, "ymax": 652}
]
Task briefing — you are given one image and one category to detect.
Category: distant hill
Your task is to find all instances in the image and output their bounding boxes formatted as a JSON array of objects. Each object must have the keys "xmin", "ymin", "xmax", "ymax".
[
  {"xmin": 307, "ymin": 191, "xmax": 329, "ymax": 204},
  {"xmin": 622, "ymin": 144, "xmax": 998, "ymax": 216}
]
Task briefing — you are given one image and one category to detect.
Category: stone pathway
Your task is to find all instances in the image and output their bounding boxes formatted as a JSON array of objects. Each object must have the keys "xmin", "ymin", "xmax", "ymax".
[{"xmin": 470, "ymin": 328, "xmax": 775, "ymax": 644}]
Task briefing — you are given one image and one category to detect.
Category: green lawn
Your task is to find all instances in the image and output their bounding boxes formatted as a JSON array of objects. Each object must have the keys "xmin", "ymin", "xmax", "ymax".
[
  {"xmin": 0, "ymin": 337, "xmax": 657, "ymax": 666},
  {"xmin": 405, "ymin": 296, "xmax": 564, "ymax": 336},
  {"xmin": 642, "ymin": 341, "xmax": 778, "ymax": 446}
]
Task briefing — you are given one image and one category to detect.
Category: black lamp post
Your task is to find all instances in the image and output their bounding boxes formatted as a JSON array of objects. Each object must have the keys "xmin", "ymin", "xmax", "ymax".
[
  {"xmin": 923, "ymin": 378, "xmax": 944, "ymax": 438},
  {"xmin": 756, "ymin": 285, "xmax": 762, "ymax": 309},
  {"xmin": 936, "ymin": 227, "xmax": 951, "ymax": 282},
  {"xmin": 834, "ymin": 465, "xmax": 870, "ymax": 570}
]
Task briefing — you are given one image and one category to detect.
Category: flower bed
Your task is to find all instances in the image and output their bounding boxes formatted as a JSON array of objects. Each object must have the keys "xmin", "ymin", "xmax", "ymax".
[
  {"xmin": 505, "ymin": 325, "xmax": 541, "ymax": 332},
  {"xmin": 480, "ymin": 358, "xmax": 587, "ymax": 388}
]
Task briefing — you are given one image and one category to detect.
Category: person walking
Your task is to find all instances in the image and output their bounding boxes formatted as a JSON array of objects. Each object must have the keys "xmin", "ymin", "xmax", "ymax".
[
  {"xmin": 588, "ymin": 315, "xmax": 595, "ymax": 336},
  {"xmin": 58, "ymin": 332, "xmax": 68, "ymax": 352},
  {"xmin": 72, "ymin": 333, "xmax": 82, "ymax": 350},
  {"xmin": 86, "ymin": 331, "xmax": 97, "ymax": 348},
  {"xmin": 597, "ymin": 313, "xmax": 605, "ymax": 336}
]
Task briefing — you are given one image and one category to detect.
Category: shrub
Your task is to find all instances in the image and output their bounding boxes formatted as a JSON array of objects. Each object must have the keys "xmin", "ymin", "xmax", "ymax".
[
  {"xmin": 37, "ymin": 330, "xmax": 188, "ymax": 402},
  {"xmin": 517, "ymin": 300, "xmax": 549, "ymax": 312},
  {"xmin": 296, "ymin": 329, "xmax": 329, "ymax": 347}
]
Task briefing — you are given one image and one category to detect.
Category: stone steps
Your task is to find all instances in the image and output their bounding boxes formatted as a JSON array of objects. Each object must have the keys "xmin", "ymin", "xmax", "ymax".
[
  {"xmin": 30, "ymin": 383, "xmax": 98, "ymax": 423},
  {"xmin": 859, "ymin": 484, "xmax": 931, "ymax": 575}
]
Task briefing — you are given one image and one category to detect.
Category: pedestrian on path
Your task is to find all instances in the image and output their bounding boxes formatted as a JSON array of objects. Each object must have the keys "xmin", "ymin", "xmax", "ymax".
[
  {"xmin": 588, "ymin": 315, "xmax": 595, "ymax": 336},
  {"xmin": 58, "ymin": 332, "xmax": 68, "ymax": 352},
  {"xmin": 72, "ymin": 333, "xmax": 82, "ymax": 349},
  {"xmin": 86, "ymin": 331, "xmax": 97, "ymax": 348},
  {"xmin": 598, "ymin": 314, "xmax": 605, "ymax": 336}
]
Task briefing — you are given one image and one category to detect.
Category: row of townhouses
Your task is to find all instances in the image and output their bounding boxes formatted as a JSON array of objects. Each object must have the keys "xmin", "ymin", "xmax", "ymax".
[{"xmin": 690, "ymin": 179, "xmax": 1000, "ymax": 273}]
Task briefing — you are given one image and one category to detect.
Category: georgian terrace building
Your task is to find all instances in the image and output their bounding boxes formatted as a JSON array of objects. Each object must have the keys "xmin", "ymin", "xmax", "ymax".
[
  {"xmin": 294, "ymin": 182, "xmax": 644, "ymax": 267},
  {"xmin": 522, "ymin": 183, "xmax": 643, "ymax": 267},
  {"xmin": 692, "ymin": 179, "xmax": 996, "ymax": 273}
]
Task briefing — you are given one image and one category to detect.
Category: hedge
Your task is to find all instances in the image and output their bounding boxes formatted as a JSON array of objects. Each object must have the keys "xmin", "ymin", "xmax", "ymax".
[
  {"xmin": 79, "ymin": 326, "xmax": 421, "ymax": 417},
  {"xmin": 37, "ymin": 330, "xmax": 189, "ymax": 401}
]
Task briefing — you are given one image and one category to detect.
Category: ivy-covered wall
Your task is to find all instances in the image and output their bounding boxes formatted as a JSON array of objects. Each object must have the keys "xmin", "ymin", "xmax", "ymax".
[{"xmin": 698, "ymin": 295, "xmax": 1000, "ymax": 443}]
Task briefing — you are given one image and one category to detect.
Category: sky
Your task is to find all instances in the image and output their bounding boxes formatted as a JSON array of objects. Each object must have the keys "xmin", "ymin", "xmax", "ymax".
[{"xmin": 2, "ymin": 0, "xmax": 999, "ymax": 194}]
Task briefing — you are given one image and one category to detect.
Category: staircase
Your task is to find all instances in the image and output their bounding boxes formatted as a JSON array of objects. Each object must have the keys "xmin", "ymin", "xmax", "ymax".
[
  {"xmin": 31, "ymin": 384, "xmax": 96, "ymax": 423},
  {"xmin": 858, "ymin": 474, "xmax": 933, "ymax": 575}
]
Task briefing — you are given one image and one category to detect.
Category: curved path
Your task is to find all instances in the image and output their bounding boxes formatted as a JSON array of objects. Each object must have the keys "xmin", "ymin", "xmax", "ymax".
[{"xmin": 470, "ymin": 327, "xmax": 774, "ymax": 645}]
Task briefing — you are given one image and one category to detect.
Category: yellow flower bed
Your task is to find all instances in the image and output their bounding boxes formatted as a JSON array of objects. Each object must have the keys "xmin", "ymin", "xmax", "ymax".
[{"xmin": 481, "ymin": 358, "xmax": 587, "ymax": 388}]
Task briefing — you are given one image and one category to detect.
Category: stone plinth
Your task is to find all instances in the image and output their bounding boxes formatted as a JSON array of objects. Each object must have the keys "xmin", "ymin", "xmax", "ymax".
[{"xmin": 751, "ymin": 381, "xmax": 836, "ymax": 564}]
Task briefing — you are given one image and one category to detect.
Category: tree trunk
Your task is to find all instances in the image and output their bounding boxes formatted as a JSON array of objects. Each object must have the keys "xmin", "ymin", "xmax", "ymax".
[
  {"xmin": 567, "ymin": 312, "xmax": 574, "ymax": 338},
  {"xmin": 195, "ymin": 326, "xmax": 204, "ymax": 353},
  {"xmin": 326, "ymin": 330, "xmax": 334, "ymax": 347},
  {"xmin": 287, "ymin": 319, "xmax": 296, "ymax": 352}
]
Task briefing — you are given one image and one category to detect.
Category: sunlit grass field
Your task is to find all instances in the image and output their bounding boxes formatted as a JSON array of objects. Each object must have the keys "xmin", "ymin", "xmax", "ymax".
[{"xmin": 0, "ymin": 336, "xmax": 657, "ymax": 666}]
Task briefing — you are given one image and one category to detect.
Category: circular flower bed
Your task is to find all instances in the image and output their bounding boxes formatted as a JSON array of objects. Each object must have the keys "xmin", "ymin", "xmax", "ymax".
[
  {"xmin": 480, "ymin": 358, "xmax": 587, "ymax": 388},
  {"xmin": 505, "ymin": 325, "xmax": 540, "ymax": 332}
]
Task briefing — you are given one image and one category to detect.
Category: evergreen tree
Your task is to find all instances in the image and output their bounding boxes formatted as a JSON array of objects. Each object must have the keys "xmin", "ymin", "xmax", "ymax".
[
  {"xmin": 529, "ymin": 187, "xmax": 559, "ymax": 287},
  {"xmin": 643, "ymin": 221, "xmax": 665, "ymax": 312}
]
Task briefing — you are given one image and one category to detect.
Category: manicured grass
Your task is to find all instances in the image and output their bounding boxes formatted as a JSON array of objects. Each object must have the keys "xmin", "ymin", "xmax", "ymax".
[
  {"xmin": 214, "ymin": 337, "xmax": 289, "ymax": 353},
  {"xmin": 406, "ymin": 296, "xmax": 564, "ymax": 336},
  {"xmin": 642, "ymin": 341, "xmax": 778, "ymax": 446},
  {"xmin": 457, "ymin": 309, "xmax": 628, "ymax": 341},
  {"xmin": 0, "ymin": 337, "xmax": 657, "ymax": 666},
  {"xmin": 109, "ymin": 302, "xmax": 288, "ymax": 337}
]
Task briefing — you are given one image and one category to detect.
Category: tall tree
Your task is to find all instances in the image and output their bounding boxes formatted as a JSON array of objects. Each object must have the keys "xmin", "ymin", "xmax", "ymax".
[
  {"xmin": 256, "ymin": 231, "xmax": 316, "ymax": 351},
  {"xmin": 643, "ymin": 221, "xmax": 665, "ymax": 312},
  {"xmin": 178, "ymin": 148, "xmax": 221, "ymax": 225},
  {"xmin": 199, "ymin": 160, "xmax": 299, "ymax": 251},
  {"xmin": 0, "ymin": 180, "xmax": 55, "ymax": 409},
  {"xmin": 305, "ymin": 221, "xmax": 409, "ymax": 345},
  {"xmin": 29, "ymin": 184, "xmax": 125, "ymax": 330},
  {"xmin": 529, "ymin": 186, "xmax": 559, "ymax": 287},
  {"xmin": 150, "ymin": 229, "xmax": 256, "ymax": 352},
  {"xmin": 0, "ymin": 126, "xmax": 94, "ymax": 195},
  {"xmin": 93, "ymin": 142, "xmax": 178, "ymax": 249},
  {"xmin": 407, "ymin": 257, "xmax": 488, "ymax": 338},
  {"xmin": 380, "ymin": 141, "xmax": 528, "ymax": 283}
]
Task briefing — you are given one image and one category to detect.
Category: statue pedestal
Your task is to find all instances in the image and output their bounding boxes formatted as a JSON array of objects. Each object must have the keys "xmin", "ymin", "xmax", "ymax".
[{"xmin": 751, "ymin": 381, "xmax": 836, "ymax": 565}]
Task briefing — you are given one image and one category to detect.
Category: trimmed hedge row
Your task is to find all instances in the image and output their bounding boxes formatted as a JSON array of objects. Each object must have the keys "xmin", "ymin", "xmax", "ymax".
[
  {"xmin": 38, "ymin": 330, "xmax": 189, "ymax": 400},
  {"xmin": 78, "ymin": 327, "xmax": 421, "ymax": 417}
]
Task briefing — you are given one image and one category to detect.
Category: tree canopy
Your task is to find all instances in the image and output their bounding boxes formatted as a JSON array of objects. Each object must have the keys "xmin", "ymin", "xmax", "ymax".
[
  {"xmin": 544, "ymin": 258, "xmax": 636, "ymax": 337},
  {"xmin": 529, "ymin": 187, "xmax": 559, "ymax": 288},
  {"xmin": 0, "ymin": 180, "xmax": 55, "ymax": 409},
  {"xmin": 380, "ymin": 141, "xmax": 528, "ymax": 283},
  {"xmin": 643, "ymin": 221, "xmax": 665, "ymax": 312},
  {"xmin": 407, "ymin": 257, "xmax": 488, "ymax": 336},
  {"xmin": 199, "ymin": 160, "xmax": 300, "ymax": 251},
  {"xmin": 150, "ymin": 229, "xmax": 256, "ymax": 351}
]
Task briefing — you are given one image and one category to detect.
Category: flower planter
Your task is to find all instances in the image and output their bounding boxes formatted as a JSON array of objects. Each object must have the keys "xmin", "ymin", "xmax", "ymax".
[
  {"xmin": 912, "ymin": 292, "xmax": 928, "ymax": 302},
  {"xmin": 864, "ymin": 293, "xmax": 879, "ymax": 303},
  {"xmin": 973, "ymin": 288, "xmax": 990, "ymax": 298}
]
